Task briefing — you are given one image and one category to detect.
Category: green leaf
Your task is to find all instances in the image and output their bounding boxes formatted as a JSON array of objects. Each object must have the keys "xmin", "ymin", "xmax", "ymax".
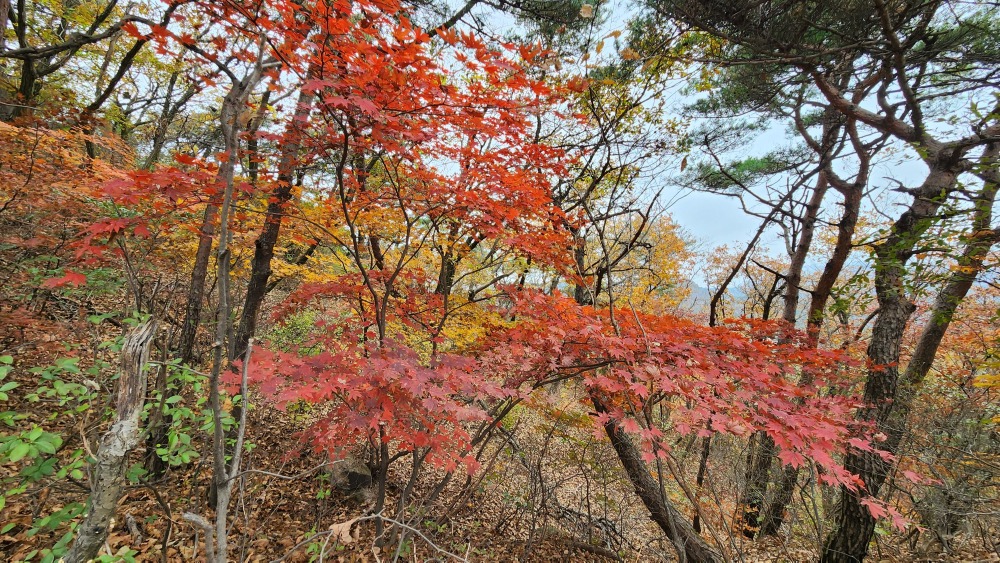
[
  {"xmin": 27, "ymin": 426, "xmax": 43, "ymax": 441},
  {"xmin": 35, "ymin": 438, "xmax": 57, "ymax": 455},
  {"xmin": 8, "ymin": 442, "xmax": 31, "ymax": 462},
  {"xmin": 54, "ymin": 358, "xmax": 81, "ymax": 374}
]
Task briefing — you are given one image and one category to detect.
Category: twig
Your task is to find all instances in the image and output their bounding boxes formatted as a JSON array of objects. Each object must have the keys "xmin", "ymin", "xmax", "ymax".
[
  {"xmin": 270, "ymin": 513, "xmax": 470, "ymax": 563},
  {"xmin": 182, "ymin": 512, "xmax": 215, "ymax": 562},
  {"xmin": 222, "ymin": 460, "xmax": 345, "ymax": 485}
]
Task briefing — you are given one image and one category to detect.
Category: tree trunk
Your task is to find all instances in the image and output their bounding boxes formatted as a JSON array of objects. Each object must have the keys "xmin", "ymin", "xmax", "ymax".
[
  {"xmin": 434, "ymin": 252, "xmax": 459, "ymax": 298},
  {"xmin": 760, "ymin": 171, "xmax": 864, "ymax": 536},
  {"xmin": 178, "ymin": 203, "xmax": 218, "ymax": 364},
  {"xmin": 66, "ymin": 320, "xmax": 158, "ymax": 563},
  {"xmin": 233, "ymin": 79, "xmax": 315, "ymax": 360},
  {"xmin": 806, "ymin": 177, "xmax": 863, "ymax": 341},
  {"xmin": 782, "ymin": 172, "xmax": 830, "ymax": 326},
  {"xmin": 1, "ymin": 59, "xmax": 38, "ymax": 121},
  {"xmin": 592, "ymin": 395, "xmax": 721, "ymax": 562},
  {"xmin": 692, "ymin": 434, "xmax": 712, "ymax": 534},
  {"xmin": 738, "ymin": 430, "xmax": 774, "ymax": 537},
  {"xmin": 0, "ymin": 0, "xmax": 9, "ymax": 54},
  {"xmin": 821, "ymin": 165, "xmax": 958, "ymax": 562},
  {"xmin": 737, "ymin": 172, "xmax": 830, "ymax": 534},
  {"xmin": 758, "ymin": 463, "xmax": 797, "ymax": 536}
]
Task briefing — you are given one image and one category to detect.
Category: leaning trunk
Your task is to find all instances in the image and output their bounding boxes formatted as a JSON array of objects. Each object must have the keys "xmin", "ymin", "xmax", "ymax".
[
  {"xmin": 821, "ymin": 165, "xmax": 958, "ymax": 562},
  {"xmin": 592, "ymin": 395, "xmax": 721, "ymax": 562}
]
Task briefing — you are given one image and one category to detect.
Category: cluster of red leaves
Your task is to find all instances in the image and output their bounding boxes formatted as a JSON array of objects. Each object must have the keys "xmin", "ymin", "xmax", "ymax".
[
  {"xmin": 240, "ymin": 282, "xmax": 884, "ymax": 495},
  {"xmin": 75, "ymin": 157, "xmax": 239, "ymax": 263},
  {"xmin": 287, "ymin": 3, "xmax": 576, "ymax": 272},
  {"xmin": 74, "ymin": 0, "xmax": 577, "ymax": 282},
  {"xmin": 479, "ymin": 290, "xmax": 875, "ymax": 490},
  {"xmin": 228, "ymin": 338, "xmax": 511, "ymax": 473}
]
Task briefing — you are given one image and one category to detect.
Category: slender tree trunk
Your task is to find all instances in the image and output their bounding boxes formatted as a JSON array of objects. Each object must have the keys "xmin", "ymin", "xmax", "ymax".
[
  {"xmin": 178, "ymin": 203, "xmax": 219, "ymax": 364},
  {"xmin": 806, "ymin": 181, "xmax": 863, "ymax": 341},
  {"xmin": 197, "ymin": 66, "xmax": 264, "ymax": 562},
  {"xmin": 144, "ymin": 338, "xmax": 173, "ymax": 477},
  {"xmin": 782, "ymin": 172, "xmax": 830, "ymax": 326},
  {"xmin": 738, "ymin": 173, "xmax": 829, "ymax": 534},
  {"xmin": 233, "ymin": 77, "xmax": 315, "ymax": 360},
  {"xmin": 692, "ymin": 434, "xmax": 712, "ymax": 534},
  {"xmin": 760, "ymin": 174, "xmax": 864, "ymax": 536},
  {"xmin": 572, "ymin": 227, "xmax": 592, "ymax": 305},
  {"xmin": 66, "ymin": 320, "xmax": 158, "ymax": 563}
]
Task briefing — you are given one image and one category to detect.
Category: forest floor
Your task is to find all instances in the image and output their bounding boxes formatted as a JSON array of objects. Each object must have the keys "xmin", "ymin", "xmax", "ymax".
[{"xmin": 1, "ymin": 310, "xmax": 999, "ymax": 562}]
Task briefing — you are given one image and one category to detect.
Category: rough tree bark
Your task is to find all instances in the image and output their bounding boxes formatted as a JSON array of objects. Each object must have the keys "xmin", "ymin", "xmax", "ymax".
[
  {"xmin": 65, "ymin": 319, "xmax": 158, "ymax": 563},
  {"xmin": 233, "ymin": 73, "xmax": 315, "ymax": 361},
  {"xmin": 820, "ymin": 162, "xmax": 959, "ymax": 562},
  {"xmin": 821, "ymin": 143, "xmax": 998, "ymax": 561}
]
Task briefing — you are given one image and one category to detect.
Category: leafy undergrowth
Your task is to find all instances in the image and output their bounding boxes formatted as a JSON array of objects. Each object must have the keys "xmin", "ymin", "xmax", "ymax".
[{"xmin": 2, "ymin": 333, "xmax": 998, "ymax": 563}]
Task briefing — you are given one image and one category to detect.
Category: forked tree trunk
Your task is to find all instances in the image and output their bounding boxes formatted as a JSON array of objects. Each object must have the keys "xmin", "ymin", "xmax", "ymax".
[
  {"xmin": 66, "ymin": 320, "xmax": 158, "ymax": 563},
  {"xmin": 735, "ymin": 174, "xmax": 824, "ymax": 533},
  {"xmin": 759, "ymin": 171, "xmax": 863, "ymax": 536},
  {"xmin": 821, "ymin": 164, "xmax": 962, "ymax": 562},
  {"xmin": 823, "ymin": 146, "xmax": 998, "ymax": 561}
]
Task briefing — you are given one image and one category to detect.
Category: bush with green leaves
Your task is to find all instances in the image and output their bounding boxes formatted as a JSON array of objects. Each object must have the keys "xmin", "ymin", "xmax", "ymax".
[
  {"xmin": 0, "ymin": 353, "xmax": 98, "ymax": 562},
  {"xmin": 140, "ymin": 358, "xmax": 241, "ymax": 473}
]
